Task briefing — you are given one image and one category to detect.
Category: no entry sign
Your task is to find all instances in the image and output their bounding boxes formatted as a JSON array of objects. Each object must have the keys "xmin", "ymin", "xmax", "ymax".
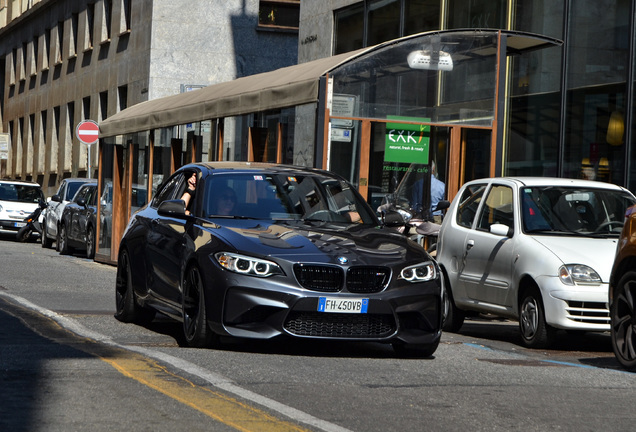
[{"xmin": 76, "ymin": 120, "xmax": 99, "ymax": 145}]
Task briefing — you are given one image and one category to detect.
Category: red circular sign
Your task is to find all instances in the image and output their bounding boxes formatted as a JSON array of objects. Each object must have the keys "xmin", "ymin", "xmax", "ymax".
[{"xmin": 76, "ymin": 120, "xmax": 99, "ymax": 144}]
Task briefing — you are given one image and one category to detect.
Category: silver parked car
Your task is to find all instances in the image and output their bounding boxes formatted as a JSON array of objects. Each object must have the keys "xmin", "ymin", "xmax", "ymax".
[
  {"xmin": 437, "ymin": 177, "xmax": 636, "ymax": 348},
  {"xmin": 41, "ymin": 178, "xmax": 91, "ymax": 249}
]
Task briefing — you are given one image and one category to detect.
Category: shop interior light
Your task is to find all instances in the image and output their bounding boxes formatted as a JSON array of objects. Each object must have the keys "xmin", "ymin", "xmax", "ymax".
[{"xmin": 407, "ymin": 50, "xmax": 453, "ymax": 71}]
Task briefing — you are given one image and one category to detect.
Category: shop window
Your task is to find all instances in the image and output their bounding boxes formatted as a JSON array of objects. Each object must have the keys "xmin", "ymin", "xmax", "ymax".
[
  {"xmin": 258, "ymin": 0, "xmax": 299, "ymax": 30},
  {"xmin": 404, "ymin": 0, "xmax": 440, "ymax": 35},
  {"xmin": 446, "ymin": 0, "xmax": 507, "ymax": 30},
  {"xmin": 334, "ymin": 3, "xmax": 364, "ymax": 55},
  {"xmin": 367, "ymin": 0, "xmax": 400, "ymax": 46}
]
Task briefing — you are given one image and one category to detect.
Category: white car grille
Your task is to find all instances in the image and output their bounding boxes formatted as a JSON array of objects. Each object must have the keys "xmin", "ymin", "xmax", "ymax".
[{"xmin": 565, "ymin": 301, "xmax": 610, "ymax": 325}]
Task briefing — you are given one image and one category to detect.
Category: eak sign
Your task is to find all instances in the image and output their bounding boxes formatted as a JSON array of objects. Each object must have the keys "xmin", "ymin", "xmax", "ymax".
[{"xmin": 384, "ymin": 116, "xmax": 430, "ymax": 164}]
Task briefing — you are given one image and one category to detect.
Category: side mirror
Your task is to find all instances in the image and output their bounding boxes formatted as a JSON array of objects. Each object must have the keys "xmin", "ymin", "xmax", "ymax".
[
  {"xmin": 434, "ymin": 200, "xmax": 450, "ymax": 212},
  {"xmin": 383, "ymin": 210, "xmax": 406, "ymax": 227},
  {"xmin": 158, "ymin": 199, "xmax": 188, "ymax": 218},
  {"xmin": 490, "ymin": 223, "xmax": 513, "ymax": 237},
  {"xmin": 77, "ymin": 198, "xmax": 87, "ymax": 208},
  {"xmin": 51, "ymin": 194, "xmax": 62, "ymax": 203}
]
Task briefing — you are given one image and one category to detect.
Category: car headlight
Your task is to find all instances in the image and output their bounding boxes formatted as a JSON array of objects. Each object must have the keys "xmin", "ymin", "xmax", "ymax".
[
  {"xmin": 214, "ymin": 252, "xmax": 283, "ymax": 277},
  {"xmin": 398, "ymin": 261, "xmax": 437, "ymax": 283},
  {"xmin": 558, "ymin": 264, "xmax": 601, "ymax": 286}
]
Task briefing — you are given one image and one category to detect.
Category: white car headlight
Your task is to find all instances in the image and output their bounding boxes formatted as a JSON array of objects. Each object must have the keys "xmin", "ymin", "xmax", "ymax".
[
  {"xmin": 214, "ymin": 252, "xmax": 283, "ymax": 277},
  {"xmin": 399, "ymin": 261, "xmax": 437, "ymax": 283},
  {"xmin": 558, "ymin": 264, "xmax": 601, "ymax": 285}
]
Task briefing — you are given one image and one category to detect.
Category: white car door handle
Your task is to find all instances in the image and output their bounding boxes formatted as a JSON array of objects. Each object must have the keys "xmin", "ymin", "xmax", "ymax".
[{"xmin": 466, "ymin": 239, "xmax": 474, "ymax": 250}]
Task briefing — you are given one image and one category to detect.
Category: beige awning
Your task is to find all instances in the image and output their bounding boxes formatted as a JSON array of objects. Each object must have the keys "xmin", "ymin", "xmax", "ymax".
[
  {"xmin": 99, "ymin": 30, "xmax": 562, "ymax": 138},
  {"xmin": 98, "ymin": 48, "xmax": 370, "ymax": 138}
]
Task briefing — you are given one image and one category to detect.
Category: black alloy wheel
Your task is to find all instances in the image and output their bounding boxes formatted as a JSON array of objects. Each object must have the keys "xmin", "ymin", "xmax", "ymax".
[
  {"xmin": 86, "ymin": 226, "xmax": 96, "ymax": 259},
  {"xmin": 519, "ymin": 287, "xmax": 554, "ymax": 348},
  {"xmin": 182, "ymin": 265, "xmax": 215, "ymax": 348},
  {"xmin": 611, "ymin": 271, "xmax": 636, "ymax": 371},
  {"xmin": 114, "ymin": 249, "xmax": 155, "ymax": 324}
]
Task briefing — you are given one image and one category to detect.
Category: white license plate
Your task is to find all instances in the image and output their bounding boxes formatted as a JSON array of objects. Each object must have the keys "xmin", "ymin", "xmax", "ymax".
[
  {"xmin": 13, "ymin": 222, "xmax": 26, "ymax": 228},
  {"xmin": 318, "ymin": 297, "xmax": 368, "ymax": 313}
]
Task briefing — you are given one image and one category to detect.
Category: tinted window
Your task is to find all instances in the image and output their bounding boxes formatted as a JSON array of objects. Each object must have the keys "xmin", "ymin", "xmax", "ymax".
[
  {"xmin": 203, "ymin": 172, "xmax": 376, "ymax": 224},
  {"xmin": 0, "ymin": 184, "xmax": 43, "ymax": 203},
  {"xmin": 66, "ymin": 181, "xmax": 85, "ymax": 201}
]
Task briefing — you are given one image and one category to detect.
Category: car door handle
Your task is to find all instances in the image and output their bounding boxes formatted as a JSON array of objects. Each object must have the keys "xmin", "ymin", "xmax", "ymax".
[{"xmin": 466, "ymin": 239, "xmax": 474, "ymax": 250}]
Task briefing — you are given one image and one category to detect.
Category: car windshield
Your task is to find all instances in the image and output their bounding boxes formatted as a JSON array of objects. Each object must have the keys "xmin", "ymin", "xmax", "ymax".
[
  {"xmin": 521, "ymin": 186, "xmax": 636, "ymax": 236},
  {"xmin": 0, "ymin": 184, "xmax": 43, "ymax": 203},
  {"xmin": 203, "ymin": 172, "xmax": 377, "ymax": 224}
]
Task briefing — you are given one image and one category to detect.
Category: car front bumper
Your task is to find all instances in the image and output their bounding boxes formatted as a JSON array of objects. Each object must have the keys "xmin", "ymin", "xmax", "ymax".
[
  {"xmin": 209, "ymin": 273, "xmax": 443, "ymax": 346},
  {"xmin": 537, "ymin": 276, "xmax": 610, "ymax": 331}
]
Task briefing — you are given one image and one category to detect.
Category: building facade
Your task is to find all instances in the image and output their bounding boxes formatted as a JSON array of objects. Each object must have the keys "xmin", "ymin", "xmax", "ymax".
[
  {"xmin": 299, "ymin": 0, "xmax": 636, "ymax": 192},
  {"xmin": 0, "ymin": 0, "xmax": 298, "ymax": 196}
]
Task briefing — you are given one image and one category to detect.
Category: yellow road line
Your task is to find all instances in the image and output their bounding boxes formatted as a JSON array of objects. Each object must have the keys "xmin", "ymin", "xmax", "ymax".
[{"xmin": 101, "ymin": 353, "xmax": 309, "ymax": 432}]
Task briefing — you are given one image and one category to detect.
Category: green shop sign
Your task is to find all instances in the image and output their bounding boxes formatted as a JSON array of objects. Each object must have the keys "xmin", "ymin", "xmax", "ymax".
[{"xmin": 384, "ymin": 116, "xmax": 430, "ymax": 164}]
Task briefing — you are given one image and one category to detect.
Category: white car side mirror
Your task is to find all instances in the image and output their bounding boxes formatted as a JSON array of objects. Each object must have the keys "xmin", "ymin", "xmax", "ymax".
[{"xmin": 490, "ymin": 223, "xmax": 512, "ymax": 237}]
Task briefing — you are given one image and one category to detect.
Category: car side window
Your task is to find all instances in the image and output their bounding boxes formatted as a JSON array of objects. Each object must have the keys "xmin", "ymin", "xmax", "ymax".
[
  {"xmin": 456, "ymin": 184, "xmax": 487, "ymax": 228},
  {"xmin": 151, "ymin": 174, "xmax": 183, "ymax": 207},
  {"xmin": 477, "ymin": 185, "xmax": 514, "ymax": 231}
]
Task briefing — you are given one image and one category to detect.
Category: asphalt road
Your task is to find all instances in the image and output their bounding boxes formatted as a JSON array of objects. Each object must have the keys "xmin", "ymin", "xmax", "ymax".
[{"xmin": 1, "ymin": 231, "xmax": 635, "ymax": 432}]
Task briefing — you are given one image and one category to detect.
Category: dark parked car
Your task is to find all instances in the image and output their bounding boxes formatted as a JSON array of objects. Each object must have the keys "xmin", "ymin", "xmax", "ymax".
[
  {"xmin": 41, "ymin": 177, "xmax": 91, "ymax": 249},
  {"xmin": 115, "ymin": 162, "xmax": 443, "ymax": 357},
  {"xmin": 609, "ymin": 205, "xmax": 636, "ymax": 370},
  {"xmin": 58, "ymin": 183, "xmax": 99, "ymax": 259}
]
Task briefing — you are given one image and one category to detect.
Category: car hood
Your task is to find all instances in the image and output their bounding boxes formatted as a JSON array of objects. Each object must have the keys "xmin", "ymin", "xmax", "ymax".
[
  {"xmin": 530, "ymin": 235, "xmax": 618, "ymax": 280},
  {"xmin": 208, "ymin": 219, "xmax": 428, "ymax": 266},
  {"xmin": 0, "ymin": 201, "xmax": 39, "ymax": 216}
]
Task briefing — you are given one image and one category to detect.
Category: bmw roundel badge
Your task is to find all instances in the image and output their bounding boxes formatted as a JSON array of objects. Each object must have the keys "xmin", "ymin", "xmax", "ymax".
[{"xmin": 337, "ymin": 256, "xmax": 348, "ymax": 264}]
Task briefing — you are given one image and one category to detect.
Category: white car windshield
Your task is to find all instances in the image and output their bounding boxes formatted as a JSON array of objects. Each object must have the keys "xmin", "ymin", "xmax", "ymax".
[
  {"xmin": 0, "ymin": 184, "xmax": 43, "ymax": 203},
  {"xmin": 521, "ymin": 186, "xmax": 636, "ymax": 236}
]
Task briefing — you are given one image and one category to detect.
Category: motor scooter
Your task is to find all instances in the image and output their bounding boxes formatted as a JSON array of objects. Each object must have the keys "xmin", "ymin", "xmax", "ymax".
[{"xmin": 16, "ymin": 199, "xmax": 47, "ymax": 242}]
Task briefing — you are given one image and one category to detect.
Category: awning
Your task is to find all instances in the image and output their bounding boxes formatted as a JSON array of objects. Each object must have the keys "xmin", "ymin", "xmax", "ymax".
[
  {"xmin": 99, "ymin": 29, "xmax": 562, "ymax": 138},
  {"xmin": 98, "ymin": 48, "xmax": 370, "ymax": 138}
]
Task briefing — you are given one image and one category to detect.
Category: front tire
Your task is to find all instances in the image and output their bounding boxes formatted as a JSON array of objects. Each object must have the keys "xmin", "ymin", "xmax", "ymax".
[
  {"xmin": 41, "ymin": 220, "xmax": 53, "ymax": 248},
  {"xmin": 58, "ymin": 223, "xmax": 72, "ymax": 255},
  {"xmin": 519, "ymin": 288, "xmax": 554, "ymax": 348},
  {"xmin": 611, "ymin": 271, "xmax": 636, "ymax": 371},
  {"xmin": 114, "ymin": 249, "xmax": 156, "ymax": 324},
  {"xmin": 182, "ymin": 265, "xmax": 215, "ymax": 348},
  {"xmin": 16, "ymin": 226, "xmax": 32, "ymax": 242}
]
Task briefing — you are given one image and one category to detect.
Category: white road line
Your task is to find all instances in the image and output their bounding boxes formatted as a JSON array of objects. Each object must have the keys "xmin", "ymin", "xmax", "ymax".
[{"xmin": 0, "ymin": 291, "xmax": 352, "ymax": 432}]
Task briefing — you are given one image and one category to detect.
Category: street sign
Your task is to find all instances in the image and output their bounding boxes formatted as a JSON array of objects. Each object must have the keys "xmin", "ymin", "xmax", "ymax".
[{"xmin": 76, "ymin": 120, "xmax": 99, "ymax": 145}]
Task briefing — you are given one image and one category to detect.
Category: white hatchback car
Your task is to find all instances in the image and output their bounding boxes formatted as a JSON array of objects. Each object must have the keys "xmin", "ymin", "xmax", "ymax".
[
  {"xmin": 0, "ymin": 180, "xmax": 45, "ymax": 233},
  {"xmin": 437, "ymin": 177, "xmax": 636, "ymax": 348}
]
